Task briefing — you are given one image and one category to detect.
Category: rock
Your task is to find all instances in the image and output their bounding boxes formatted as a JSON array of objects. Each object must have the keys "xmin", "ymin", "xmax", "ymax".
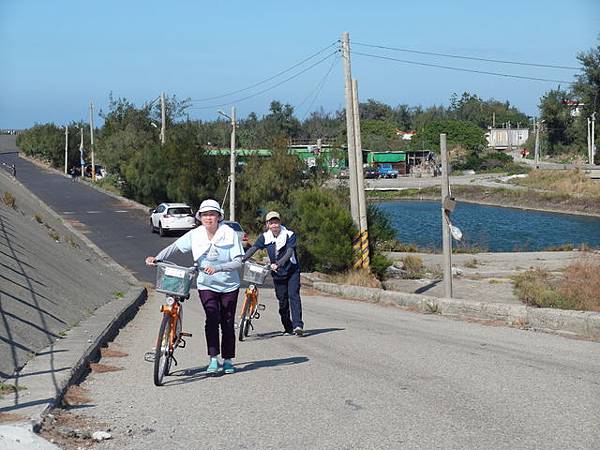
[
  {"xmin": 384, "ymin": 265, "xmax": 406, "ymax": 279},
  {"xmin": 92, "ymin": 431, "xmax": 112, "ymax": 441},
  {"xmin": 452, "ymin": 267, "xmax": 463, "ymax": 276}
]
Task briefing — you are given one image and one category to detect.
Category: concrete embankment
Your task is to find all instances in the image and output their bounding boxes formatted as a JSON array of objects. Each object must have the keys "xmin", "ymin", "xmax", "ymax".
[{"xmin": 0, "ymin": 170, "xmax": 142, "ymax": 380}]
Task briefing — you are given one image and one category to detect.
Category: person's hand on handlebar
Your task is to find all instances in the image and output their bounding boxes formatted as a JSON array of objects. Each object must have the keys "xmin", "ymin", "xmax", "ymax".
[
  {"xmin": 203, "ymin": 265, "xmax": 217, "ymax": 275},
  {"xmin": 270, "ymin": 263, "xmax": 278, "ymax": 271},
  {"xmin": 145, "ymin": 256, "xmax": 157, "ymax": 266}
]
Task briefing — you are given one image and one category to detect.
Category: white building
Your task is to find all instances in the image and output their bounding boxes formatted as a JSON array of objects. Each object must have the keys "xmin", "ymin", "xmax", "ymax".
[{"xmin": 486, "ymin": 128, "xmax": 529, "ymax": 150}]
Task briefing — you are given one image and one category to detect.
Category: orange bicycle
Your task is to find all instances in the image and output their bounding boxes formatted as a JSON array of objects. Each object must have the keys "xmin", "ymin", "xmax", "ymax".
[
  {"xmin": 152, "ymin": 261, "xmax": 197, "ymax": 386},
  {"xmin": 238, "ymin": 260, "xmax": 270, "ymax": 341}
]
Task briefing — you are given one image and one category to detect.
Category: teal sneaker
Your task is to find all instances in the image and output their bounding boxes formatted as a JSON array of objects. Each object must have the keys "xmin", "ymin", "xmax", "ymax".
[
  {"xmin": 223, "ymin": 359, "xmax": 235, "ymax": 374},
  {"xmin": 206, "ymin": 357, "xmax": 219, "ymax": 374}
]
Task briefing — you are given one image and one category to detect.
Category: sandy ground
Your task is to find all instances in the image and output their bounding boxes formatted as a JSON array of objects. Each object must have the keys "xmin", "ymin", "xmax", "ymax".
[{"xmin": 383, "ymin": 250, "xmax": 600, "ymax": 304}]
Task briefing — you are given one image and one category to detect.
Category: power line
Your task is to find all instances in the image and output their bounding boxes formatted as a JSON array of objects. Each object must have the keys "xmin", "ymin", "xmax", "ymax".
[
  {"xmin": 353, "ymin": 42, "xmax": 580, "ymax": 71},
  {"xmin": 296, "ymin": 55, "xmax": 339, "ymax": 120},
  {"xmin": 351, "ymin": 51, "xmax": 574, "ymax": 84},
  {"xmin": 188, "ymin": 51, "xmax": 339, "ymax": 110},
  {"xmin": 190, "ymin": 41, "xmax": 339, "ymax": 103}
]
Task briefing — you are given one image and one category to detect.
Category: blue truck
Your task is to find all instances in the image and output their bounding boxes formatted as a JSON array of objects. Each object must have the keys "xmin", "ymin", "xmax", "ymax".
[{"xmin": 377, "ymin": 163, "xmax": 399, "ymax": 178}]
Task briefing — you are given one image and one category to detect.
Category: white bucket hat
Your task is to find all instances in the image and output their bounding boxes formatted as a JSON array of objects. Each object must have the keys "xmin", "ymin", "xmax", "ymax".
[{"xmin": 198, "ymin": 199, "xmax": 223, "ymax": 218}]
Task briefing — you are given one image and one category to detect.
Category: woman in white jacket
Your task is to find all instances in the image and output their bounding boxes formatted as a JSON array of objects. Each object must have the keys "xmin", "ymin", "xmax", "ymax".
[{"xmin": 145, "ymin": 199, "xmax": 244, "ymax": 374}]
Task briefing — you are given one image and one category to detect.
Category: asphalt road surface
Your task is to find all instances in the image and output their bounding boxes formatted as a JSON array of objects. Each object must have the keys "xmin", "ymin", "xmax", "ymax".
[{"xmin": 3, "ymin": 137, "xmax": 599, "ymax": 448}]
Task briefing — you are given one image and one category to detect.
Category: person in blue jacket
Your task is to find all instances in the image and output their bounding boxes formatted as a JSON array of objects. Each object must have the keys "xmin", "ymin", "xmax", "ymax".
[{"xmin": 243, "ymin": 211, "xmax": 304, "ymax": 336}]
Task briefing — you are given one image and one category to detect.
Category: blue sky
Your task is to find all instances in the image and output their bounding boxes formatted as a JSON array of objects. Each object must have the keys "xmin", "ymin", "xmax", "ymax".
[{"xmin": 1, "ymin": 0, "xmax": 599, "ymax": 129}]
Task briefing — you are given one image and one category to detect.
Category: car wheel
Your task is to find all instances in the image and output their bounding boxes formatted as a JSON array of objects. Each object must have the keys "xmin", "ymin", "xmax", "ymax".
[{"xmin": 159, "ymin": 223, "xmax": 166, "ymax": 237}]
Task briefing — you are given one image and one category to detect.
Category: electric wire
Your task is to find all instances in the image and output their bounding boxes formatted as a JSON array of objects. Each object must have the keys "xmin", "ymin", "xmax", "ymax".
[
  {"xmin": 295, "ymin": 54, "xmax": 339, "ymax": 120},
  {"xmin": 188, "ymin": 51, "xmax": 339, "ymax": 110},
  {"xmin": 190, "ymin": 41, "xmax": 339, "ymax": 103},
  {"xmin": 353, "ymin": 42, "xmax": 580, "ymax": 71},
  {"xmin": 351, "ymin": 50, "xmax": 574, "ymax": 84}
]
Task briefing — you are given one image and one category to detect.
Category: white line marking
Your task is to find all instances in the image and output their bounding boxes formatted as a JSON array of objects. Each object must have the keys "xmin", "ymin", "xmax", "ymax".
[
  {"xmin": 114, "ymin": 210, "xmax": 128, "ymax": 213},
  {"xmin": 86, "ymin": 211, "xmax": 102, "ymax": 214}
]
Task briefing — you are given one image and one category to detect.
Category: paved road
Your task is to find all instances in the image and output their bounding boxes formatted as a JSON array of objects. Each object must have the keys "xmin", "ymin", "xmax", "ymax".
[
  {"xmin": 74, "ymin": 290, "xmax": 600, "ymax": 450},
  {"xmin": 3, "ymin": 138, "xmax": 599, "ymax": 448}
]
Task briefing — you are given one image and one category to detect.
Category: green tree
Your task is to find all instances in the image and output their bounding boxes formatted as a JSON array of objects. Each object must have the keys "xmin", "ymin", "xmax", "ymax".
[
  {"xmin": 539, "ymin": 89, "xmax": 575, "ymax": 154},
  {"xmin": 415, "ymin": 119, "xmax": 487, "ymax": 153}
]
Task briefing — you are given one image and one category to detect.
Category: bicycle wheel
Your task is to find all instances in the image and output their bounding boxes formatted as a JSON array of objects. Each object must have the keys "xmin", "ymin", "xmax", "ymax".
[
  {"xmin": 238, "ymin": 298, "xmax": 251, "ymax": 342},
  {"xmin": 153, "ymin": 314, "xmax": 172, "ymax": 386}
]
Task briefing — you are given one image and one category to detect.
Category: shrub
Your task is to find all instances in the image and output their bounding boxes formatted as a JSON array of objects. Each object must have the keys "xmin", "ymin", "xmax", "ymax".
[
  {"xmin": 287, "ymin": 188, "xmax": 356, "ymax": 273},
  {"xmin": 2, "ymin": 192, "xmax": 16, "ymax": 208},
  {"xmin": 556, "ymin": 261, "xmax": 600, "ymax": 312},
  {"xmin": 402, "ymin": 255, "xmax": 424, "ymax": 279},
  {"xmin": 512, "ymin": 268, "xmax": 565, "ymax": 308},
  {"xmin": 330, "ymin": 268, "xmax": 382, "ymax": 289}
]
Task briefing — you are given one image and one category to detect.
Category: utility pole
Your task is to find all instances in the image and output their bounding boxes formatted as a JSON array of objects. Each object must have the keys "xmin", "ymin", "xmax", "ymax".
[
  {"xmin": 160, "ymin": 91, "xmax": 166, "ymax": 145},
  {"xmin": 79, "ymin": 127, "xmax": 84, "ymax": 179},
  {"xmin": 440, "ymin": 134, "xmax": 453, "ymax": 298},
  {"xmin": 341, "ymin": 32, "xmax": 361, "ymax": 267},
  {"xmin": 592, "ymin": 112, "xmax": 596, "ymax": 165},
  {"xmin": 229, "ymin": 106, "xmax": 236, "ymax": 221},
  {"xmin": 588, "ymin": 117, "xmax": 592, "ymax": 164},
  {"xmin": 352, "ymin": 78, "xmax": 369, "ymax": 268},
  {"xmin": 89, "ymin": 101, "xmax": 95, "ymax": 180},
  {"xmin": 534, "ymin": 118, "xmax": 540, "ymax": 166},
  {"xmin": 64, "ymin": 126, "xmax": 68, "ymax": 175},
  {"xmin": 492, "ymin": 112, "xmax": 495, "ymax": 128}
]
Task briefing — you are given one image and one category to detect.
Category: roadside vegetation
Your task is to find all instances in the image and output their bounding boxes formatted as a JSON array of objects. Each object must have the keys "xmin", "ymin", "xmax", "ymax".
[
  {"xmin": 513, "ymin": 259, "xmax": 600, "ymax": 312},
  {"xmin": 510, "ymin": 169, "xmax": 600, "ymax": 199}
]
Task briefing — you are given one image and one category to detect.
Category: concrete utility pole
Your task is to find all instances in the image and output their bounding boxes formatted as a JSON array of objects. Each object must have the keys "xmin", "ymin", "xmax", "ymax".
[
  {"xmin": 534, "ymin": 118, "xmax": 540, "ymax": 166},
  {"xmin": 89, "ymin": 101, "xmax": 95, "ymax": 180},
  {"xmin": 229, "ymin": 106, "xmax": 236, "ymax": 221},
  {"xmin": 64, "ymin": 126, "xmax": 68, "ymax": 175},
  {"xmin": 587, "ymin": 117, "xmax": 592, "ymax": 164},
  {"xmin": 352, "ymin": 78, "xmax": 369, "ymax": 268},
  {"xmin": 592, "ymin": 112, "xmax": 596, "ymax": 165},
  {"xmin": 440, "ymin": 134, "xmax": 453, "ymax": 298},
  {"xmin": 79, "ymin": 127, "xmax": 84, "ymax": 179},
  {"xmin": 160, "ymin": 92, "xmax": 166, "ymax": 145},
  {"xmin": 341, "ymin": 32, "xmax": 361, "ymax": 267}
]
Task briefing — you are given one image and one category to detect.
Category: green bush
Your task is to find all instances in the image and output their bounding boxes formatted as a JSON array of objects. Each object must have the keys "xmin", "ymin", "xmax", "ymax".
[{"xmin": 287, "ymin": 188, "xmax": 356, "ymax": 273}]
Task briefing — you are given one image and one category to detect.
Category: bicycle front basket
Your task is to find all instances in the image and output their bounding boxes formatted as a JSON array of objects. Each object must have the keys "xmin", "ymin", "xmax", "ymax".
[
  {"xmin": 155, "ymin": 263, "xmax": 195, "ymax": 296},
  {"xmin": 242, "ymin": 261, "xmax": 270, "ymax": 285}
]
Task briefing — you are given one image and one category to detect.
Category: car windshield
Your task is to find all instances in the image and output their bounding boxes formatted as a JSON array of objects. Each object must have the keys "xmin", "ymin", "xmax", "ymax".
[
  {"xmin": 168, "ymin": 207, "xmax": 192, "ymax": 215},
  {"xmin": 224, "ymin": 221, "xmax": 243, "ymax": 232}
]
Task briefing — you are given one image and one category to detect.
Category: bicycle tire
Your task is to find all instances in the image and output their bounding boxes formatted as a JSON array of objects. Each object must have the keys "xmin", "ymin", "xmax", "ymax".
[
  {"xmin": 238, "ymin": 298, "xmax": 251, "ymax": 342},
  {"xmin": 153, "ymin": 314, "xmax": 171, "ymax": 386}
]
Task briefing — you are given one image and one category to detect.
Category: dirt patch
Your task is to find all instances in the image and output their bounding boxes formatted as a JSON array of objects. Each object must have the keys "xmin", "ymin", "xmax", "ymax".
[
  {"xmin": 100, "ymin": 347, "xmax": 128, "ymax": 358},
  {"xmin": 89, "ymin": 363, "xmax": 123, "ymax": 373},
  {"xmin": 0, "ymin": 412, "xmax": 27, "ymax": 423},
  {"xmin": 62, "ymin": 385, "xmax": 92, "ymax": 407},
  {"xmin": 39, "ymin": 409, "xmax": 110, "ymax": 450}
]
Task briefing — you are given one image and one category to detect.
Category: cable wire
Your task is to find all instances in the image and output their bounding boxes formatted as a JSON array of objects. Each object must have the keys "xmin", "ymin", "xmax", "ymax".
[
  {"xmin": 351, "ymin": 51, "xmax": 574, "ymax": 84},
  {"xmin": 189, "ymin": 51, "xmax": 339, "ymax": 110},
  {"xmin": 190, "ymin": 41, "xmax": 339, "ymax": 103},
  {"xmin": 353, "ymin": 42, "xmax": 580, "ymax": 71},
  {"xmin": 295, "ymin": 54, "xmax": 339, "ymax": 119}
]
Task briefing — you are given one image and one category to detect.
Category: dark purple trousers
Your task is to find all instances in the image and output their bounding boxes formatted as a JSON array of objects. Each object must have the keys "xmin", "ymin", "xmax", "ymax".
[{"xmin": 198, "ymin": 289, "xmax": 239, "ymax": 359}]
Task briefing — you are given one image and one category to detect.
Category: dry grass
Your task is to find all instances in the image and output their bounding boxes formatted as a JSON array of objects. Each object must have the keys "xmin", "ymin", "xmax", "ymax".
[
  {"xmin": 62, "ymin": 385, "xmax": 92, "ymax": 406},
  {"xmin": 556, "ymin": 261, "xmax": 600, "ymax": 312},
  {"xmin": 89, "ymin": 363, "xmax": 123, "ymax": 373},
  {"xmin": 464, "ymin": 258, "xmax": 479, "ymax": 269},
  {"xmin": 0, "ymin": 412, "xmax": 27, "ymax": 423},
  {"xmin": 512, "ymin": 169, "xmax": 600, "ymax": 199},
  {"xmin": 513, "ymin": 260, "xmax": 600, "ymax": 312},
  {"xmin": 402, "ymin": 255, "xmax": 424, "ymax": 279},
  {"xmin": 330, "ymin": 268, "xmax": 382, "ymax": 288},
  {"xmin": 2, "ymin": 191, "xmax": 16, "ymax": 208}
]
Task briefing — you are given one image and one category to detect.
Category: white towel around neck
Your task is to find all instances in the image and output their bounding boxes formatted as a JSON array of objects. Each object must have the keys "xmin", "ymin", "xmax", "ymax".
[
  {"xmin": 264, "ymin": 225, "xmax": 293, "ymax": 253},
  {"xmin": 190, "ymin": 223, "xmax": 237, "ymax": 261}
]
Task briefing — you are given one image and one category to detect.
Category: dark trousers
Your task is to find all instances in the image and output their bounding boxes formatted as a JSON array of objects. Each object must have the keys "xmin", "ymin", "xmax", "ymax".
[
  {"xmin": 273, "ymin": 269, "xmax": 303, "ymax": 331},
  {"xmin": 198, "ymin": 289, "xmax": 239, "ymax": 359}
]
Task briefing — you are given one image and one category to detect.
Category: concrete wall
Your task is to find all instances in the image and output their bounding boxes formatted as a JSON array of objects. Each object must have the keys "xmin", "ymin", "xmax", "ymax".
[{"xmin": 0, "ymin": 171, "xmax": 133, "ymax": 379}]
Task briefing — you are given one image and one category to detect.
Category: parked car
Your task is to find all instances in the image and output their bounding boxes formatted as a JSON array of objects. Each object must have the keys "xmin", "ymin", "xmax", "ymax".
[
  {"xmin": 150, "ymin": 203, "xmax": 196, "ymax": 236},
  {"xmin": 377, "ymin": 163, "xmax": 399, "ymax": 178},
  {"xmin": 223, "ymin": 220, "xmax": 250, "ymax": 250},
  {"xmin": 363, "ymin": 166, "xmax": 378, "ymax": 179}
]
